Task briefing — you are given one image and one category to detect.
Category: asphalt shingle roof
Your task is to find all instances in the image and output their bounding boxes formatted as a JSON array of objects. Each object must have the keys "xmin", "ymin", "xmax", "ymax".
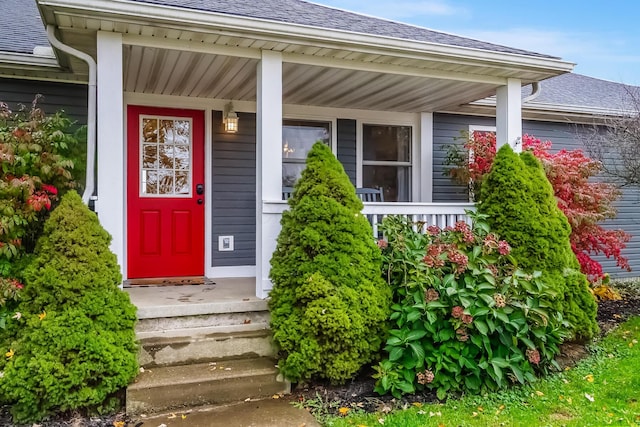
[
  {"xmin": 3, "ymin": 0, "xmax": 557, "ymax": 60},
  {"xmin": 0, "ymin": 0, "xmax": 48, "ymax": 54},
  {"xmin": 527, "ymin": 73, "xmax": 640, "ymax": 111},
  {"xmin": 129, "ymin": 0, "xmax": 556, "ymax": 59}
]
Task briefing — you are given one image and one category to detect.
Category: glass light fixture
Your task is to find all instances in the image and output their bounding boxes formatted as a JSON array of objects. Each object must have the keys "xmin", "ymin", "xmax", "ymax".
[{"xmin": 223, "ymin": 103, "xmax": 239, "ymax": 133}]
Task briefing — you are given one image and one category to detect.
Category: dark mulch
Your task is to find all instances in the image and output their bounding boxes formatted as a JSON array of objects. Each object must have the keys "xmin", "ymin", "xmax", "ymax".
[{"xmin": 1, "ymin": 298, "xmax": 639, "ymax": 426}]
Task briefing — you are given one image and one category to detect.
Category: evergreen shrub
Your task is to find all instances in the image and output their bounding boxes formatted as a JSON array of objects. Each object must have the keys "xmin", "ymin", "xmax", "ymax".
[
  {"xmin": 0, "ymin": 191, "xmax": 138, "ymax": 422},
  {"xmin": 478, "ymin": 145, "xmax": 598, "ymax": 340},
  {"xmin": 374, "ymin": 213, "xmax": 566, "ymax": 400},
  {"xmin": 269, "ymin": 142, "xmax": 391, "ymax": 384}
]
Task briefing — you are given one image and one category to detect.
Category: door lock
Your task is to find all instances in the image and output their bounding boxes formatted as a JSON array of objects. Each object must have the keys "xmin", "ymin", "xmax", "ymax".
[{"xmin": 196, "ymin": 184, "xmax": 204, "ymax": 195}]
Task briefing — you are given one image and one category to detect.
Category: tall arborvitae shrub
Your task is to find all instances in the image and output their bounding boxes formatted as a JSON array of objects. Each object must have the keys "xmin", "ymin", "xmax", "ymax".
[
  {"xmin": 520, "ymin": 152, "xmax": 598, "ymax": 340},
  {"xmin": 269, "ymin": 142, "xmax": 391, "ymax": 384},
  {"xmin": 478, "ymin": 145, "xmax": 598, "ymax": 340},
  {"xmin": 0, "ymin": 191, "xmax": 138, "ymax": 423}
]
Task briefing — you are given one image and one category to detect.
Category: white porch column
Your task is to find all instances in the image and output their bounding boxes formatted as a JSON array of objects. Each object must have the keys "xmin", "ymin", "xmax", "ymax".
[
  {"xmin": 496, "ymin": 78, "xmax": 522, "ymax": 152},
  {"xmin": 256, "ymin": 50, "xmax": 283, "ymax": 299},
  {"xmin": 95, "ymin": 31, "xmax": 125, "ymax": 276},
  {"xmin": 419, "ymin": 112, "xmax": 434, "ymax": 202}
]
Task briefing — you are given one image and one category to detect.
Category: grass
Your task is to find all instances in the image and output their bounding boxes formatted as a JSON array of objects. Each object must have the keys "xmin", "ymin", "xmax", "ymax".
[{"xmin": 323, "ymin": 316, "xmax": 640, "ymax": 426}]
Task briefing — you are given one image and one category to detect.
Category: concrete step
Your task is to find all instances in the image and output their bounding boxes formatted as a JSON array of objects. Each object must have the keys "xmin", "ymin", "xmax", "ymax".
[
  {"xmin": 135, "ymin": 309, "xmax": 271, "ymax": 338},
  {"xmin": 138, "ymin": 329, "xmax": 276, "ymax": 368},
  {"xmin": 126, "ymin": 357, "xmax": 289, "ymax": 415},
  {"xmin": 130, "ymin": 398, "xmax": 321, "ymax": 427}
]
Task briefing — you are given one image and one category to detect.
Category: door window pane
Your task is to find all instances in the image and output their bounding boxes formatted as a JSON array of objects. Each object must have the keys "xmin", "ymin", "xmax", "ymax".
[
  {"xmin": 140, "ymin": 116, "xmax": 192, "ymax": 197},
  {"xmin": 282, "ymin": 120, "xmax": 330, "ymax": 188}
]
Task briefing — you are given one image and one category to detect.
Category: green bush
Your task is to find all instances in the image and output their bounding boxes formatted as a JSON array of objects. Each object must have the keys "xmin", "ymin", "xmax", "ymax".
[
  {"xmin": 0, "ymin": 191, "xmax": 138, "ymax": 422},
  {"xmin": 477, "ymin": 145, "xmax": 598, "ymax": 341},
  {"xmin": 269, "ymin": 142, "xmax": 391, "ymax": 384},
  {"xmin": 373, "ymin": 214, "xmax": 566, "ymax": 400}
]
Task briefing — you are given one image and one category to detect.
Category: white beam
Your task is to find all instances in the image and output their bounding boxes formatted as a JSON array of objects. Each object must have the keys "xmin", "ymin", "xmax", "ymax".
[
  {"xmin": 256, "ymin": 50, "xmax": 283, "ymax": 299},
  {"xmin": 496, "ymin": 78, "xmax": 522, "ymax": 152},
  {"xmin": 95, "ymin": 31, "xmax": 125, "ymax": 276},
  {"xmin": 282, "ymin": 52, "xmax": 508, "ymax": 85},
  {"xmin": 419, "ymin": 112, "xmax": 434, "ymax": 202}
]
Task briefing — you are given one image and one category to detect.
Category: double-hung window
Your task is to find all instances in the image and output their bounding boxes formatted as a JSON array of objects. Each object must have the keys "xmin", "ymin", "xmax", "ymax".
[{"xmin": 362, "ymin": 124, "xmax": 412, "ymax": 202}]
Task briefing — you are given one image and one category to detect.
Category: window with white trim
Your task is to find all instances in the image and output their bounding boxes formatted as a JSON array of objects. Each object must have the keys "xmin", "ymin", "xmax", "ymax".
[
  {"xmin": 362, "ymin": 124, "xmax": 412, "ymax": 202},
  {"xmin": 282, "ymin": 119, "xmax": 331, "ymax": 187}
]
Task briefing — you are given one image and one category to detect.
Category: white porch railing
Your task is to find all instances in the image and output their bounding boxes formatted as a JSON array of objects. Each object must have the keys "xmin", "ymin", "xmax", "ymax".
[
  {"xmin": 259, "ymin": 201, "xmax": 475, "ymax": 297},
  {"xmin": 262, "ymin": 201, "xmax": 475, "ymax": 238},
  {"xmin": 361, "ymin": 202, "xmax": 475, "ymax": 236}
]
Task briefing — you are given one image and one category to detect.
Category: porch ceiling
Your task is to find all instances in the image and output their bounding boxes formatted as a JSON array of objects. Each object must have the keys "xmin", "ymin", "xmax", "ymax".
[{"xmin": 122, "ymin": 45, "xmax": 502, "ymax": 112}]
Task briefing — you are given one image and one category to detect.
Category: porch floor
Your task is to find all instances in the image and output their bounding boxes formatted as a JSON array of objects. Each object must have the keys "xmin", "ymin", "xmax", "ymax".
[{"xmin": 125, "ymin": 277, "xmax": 267, "ymax": 319}]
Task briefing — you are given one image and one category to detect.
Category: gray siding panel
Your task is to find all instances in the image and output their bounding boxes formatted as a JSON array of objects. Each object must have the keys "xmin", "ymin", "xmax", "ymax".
[
  {"xmin": 211, "ymin": 111, "xmax": 256, "ymax": 267},
  {"xmin": 432, "ymin": 113, "xmax": 494, "ymax": 202},
  {"xmin": 0, "ymin": 78, "xmax": 87, "ymax": 124},
  {"xmin": 337, "ymin": 119, "xmax": 357, "ymax": 185}
]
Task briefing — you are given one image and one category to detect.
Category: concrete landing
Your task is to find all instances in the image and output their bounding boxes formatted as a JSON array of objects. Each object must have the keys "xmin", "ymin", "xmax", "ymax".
[
  {"xmin": 132, "ymin": 398, "xmax": 321, "ymax": 427},
  {"xmin": 126, "ymin": 277, "xmax": 267, "ymax": 318}
]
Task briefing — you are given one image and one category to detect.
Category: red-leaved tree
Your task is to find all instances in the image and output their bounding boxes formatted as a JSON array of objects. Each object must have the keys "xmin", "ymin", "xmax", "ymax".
[
  {"xmin": 445, "ymin": 132, "xmax": 630, "ymax": 282},
  {"xmin": 0, "ymin": 98, "xmax": 79, "ymax": 328}
]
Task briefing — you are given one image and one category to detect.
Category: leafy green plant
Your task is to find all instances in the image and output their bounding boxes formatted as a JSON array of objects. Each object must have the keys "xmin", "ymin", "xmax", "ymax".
[
  {"xmin": 0, "ymin": 191, "xmax": 138, "ymax": 423},
  {"xmin": 269, "ymin": 142, "xmax": 391, "ymax": 384},
  {"xmin": 374, "ymin": 213, "xmax": 567, "ymax": 400},
  {"xmin": 330, "ymin": 317, "xmax": 640, "ymax": 427},
  {"xmin": 478, "ymin": 145, "xmax": 598, "ymax": 341}
]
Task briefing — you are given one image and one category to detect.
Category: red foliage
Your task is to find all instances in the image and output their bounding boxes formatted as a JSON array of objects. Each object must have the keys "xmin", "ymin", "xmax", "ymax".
[
  {"xmin": 461, "ymin": 132, "xmax": 630, "ymax": 282},
  {"xmin": 467, "ymin": 131, "xmax": 497, "ymax": 182}
]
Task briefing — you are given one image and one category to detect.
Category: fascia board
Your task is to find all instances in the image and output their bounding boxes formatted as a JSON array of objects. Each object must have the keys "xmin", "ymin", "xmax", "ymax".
[
  {"xmin": 470, "ymin": 97, "xmax": 634, "ymax": 117},
  {"xmin": 39, "ymin": 0, "xmax": 575, "ymax": 74}
]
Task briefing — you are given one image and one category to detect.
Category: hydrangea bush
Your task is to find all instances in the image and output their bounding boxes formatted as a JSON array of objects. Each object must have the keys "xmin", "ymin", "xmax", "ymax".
[{"xmin": 374, "ymin": 213, "xmax": 567, "ymax": 400}]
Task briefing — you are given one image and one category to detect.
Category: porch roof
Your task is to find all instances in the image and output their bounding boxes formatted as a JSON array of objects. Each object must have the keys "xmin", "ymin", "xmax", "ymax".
[{"xmin": 9, "ymin": 0, "xmax": 575, "ymax": 112}]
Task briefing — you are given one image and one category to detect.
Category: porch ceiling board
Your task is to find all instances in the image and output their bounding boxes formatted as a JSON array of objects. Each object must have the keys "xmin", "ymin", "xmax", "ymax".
[
  {"xmin": 120, "ymin": 45, "xmax": 507, "ymax": 112},
  {"xmin": 208, "ymin": 57, "xmax": 258, "ymax": 100}
]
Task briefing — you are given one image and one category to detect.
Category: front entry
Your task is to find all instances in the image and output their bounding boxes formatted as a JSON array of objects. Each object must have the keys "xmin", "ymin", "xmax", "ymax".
[{"xmin": 126, "ymin": 106, "xmax": 205, "ymax": 279}]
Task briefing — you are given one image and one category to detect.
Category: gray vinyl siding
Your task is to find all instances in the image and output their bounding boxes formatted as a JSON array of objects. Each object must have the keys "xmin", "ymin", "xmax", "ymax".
[
  {"xmin": 432, "ymin": 113, "xmax": 639, "ymax": 279},
  {"xmin": 211, "ymin": 111, "xmax": 256, "ymax": 267},
  {"xmin": 0, "ymin": 78, "xmax": 87, "ymax": 124},
  {"xmin": 337, "ymin": 119, "xmax": 357, "ymax": 185},
  {"xmin": 432, "ymin": 113, "xmax": 494, "ymax": 202}
]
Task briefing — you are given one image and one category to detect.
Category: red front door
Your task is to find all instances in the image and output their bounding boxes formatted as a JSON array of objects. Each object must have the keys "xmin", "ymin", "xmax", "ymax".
[{"xmin": 126, "ymin": 106, "xmax": 205, "ymax": 279}]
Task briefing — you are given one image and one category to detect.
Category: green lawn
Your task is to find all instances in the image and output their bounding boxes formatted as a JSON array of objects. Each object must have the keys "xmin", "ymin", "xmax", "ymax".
[{"xmin": 324, "ymin": 317, "xmax": 640, "ymax": 426}]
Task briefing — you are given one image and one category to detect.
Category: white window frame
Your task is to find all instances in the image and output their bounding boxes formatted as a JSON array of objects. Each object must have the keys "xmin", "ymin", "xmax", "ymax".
[{"xmin": 357, "ymin": 113, "xmax": 418, "ymax": 201}]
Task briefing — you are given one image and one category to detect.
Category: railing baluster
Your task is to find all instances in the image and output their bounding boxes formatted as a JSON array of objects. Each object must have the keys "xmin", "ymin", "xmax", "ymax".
[{"xmin": 372, "ymin": 214, "xmax": 379, "ymax": 238}]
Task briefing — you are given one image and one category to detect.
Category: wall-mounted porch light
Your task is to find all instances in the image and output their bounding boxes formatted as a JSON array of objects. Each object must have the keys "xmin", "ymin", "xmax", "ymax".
[{"xmin": 223, "ymin": 103, "xmax": 239, "ymax": 133}]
